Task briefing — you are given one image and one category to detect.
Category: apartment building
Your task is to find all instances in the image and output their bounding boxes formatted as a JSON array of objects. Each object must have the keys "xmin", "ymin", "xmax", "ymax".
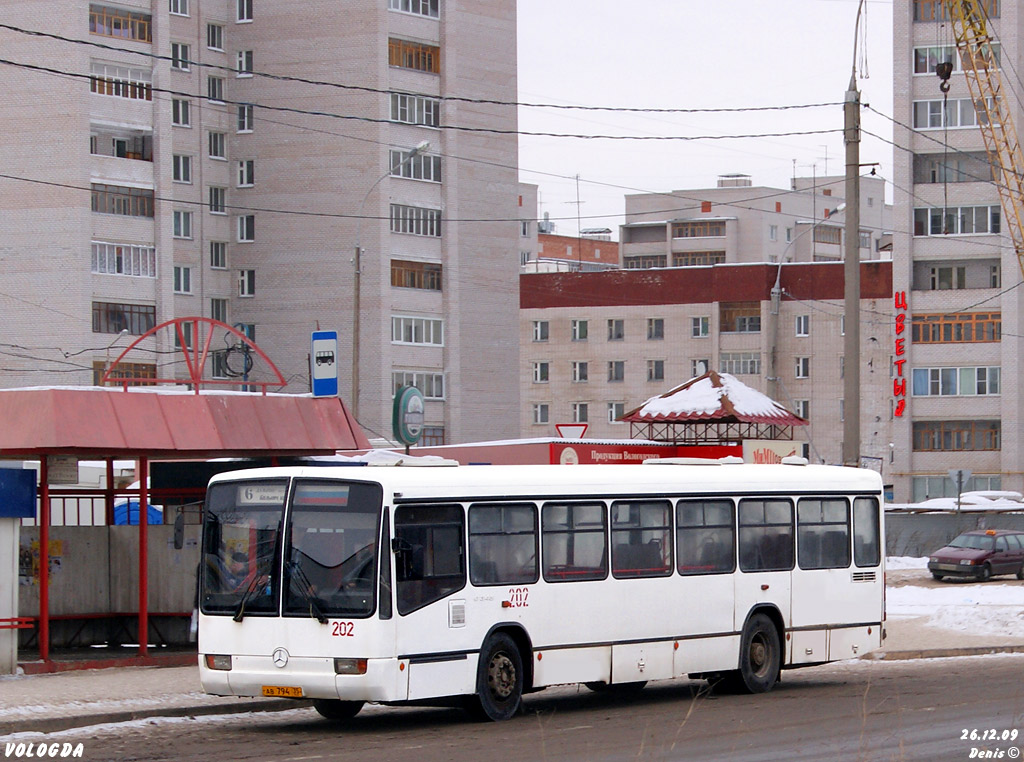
[
  {"xmin": 521, "ymin": 261, "xmax": 894, "ymax": 477},
  {"xmin": 893, "ymin": 0, "xmax": 1020, "ymax": 501},
  {"xmin": 0, "ymin": 0, "xmax": 520, "ymax": 445}
]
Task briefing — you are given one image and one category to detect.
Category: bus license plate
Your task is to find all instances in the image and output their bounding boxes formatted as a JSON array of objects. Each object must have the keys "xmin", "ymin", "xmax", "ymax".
[{"xmin": 262, "ymin": 685, "xmax": 303, "ymax": 698}]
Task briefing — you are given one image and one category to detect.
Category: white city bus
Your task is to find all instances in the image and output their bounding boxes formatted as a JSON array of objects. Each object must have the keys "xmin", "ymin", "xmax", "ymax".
[{"xmin": 198, "ymin": 458, "xmax": 884, "ymax": 721}]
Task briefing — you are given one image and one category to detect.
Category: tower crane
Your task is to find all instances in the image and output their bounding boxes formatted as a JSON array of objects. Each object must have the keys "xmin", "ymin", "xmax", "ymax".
[{"xmin": 941, "ymin": 0, "xmax": 1024, "ymax": 277}]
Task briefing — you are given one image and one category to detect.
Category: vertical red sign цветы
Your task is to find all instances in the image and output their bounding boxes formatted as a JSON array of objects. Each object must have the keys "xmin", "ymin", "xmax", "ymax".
[{"xmin": 893, "ymin": 291, "xmax": 907, "ymax": 417}]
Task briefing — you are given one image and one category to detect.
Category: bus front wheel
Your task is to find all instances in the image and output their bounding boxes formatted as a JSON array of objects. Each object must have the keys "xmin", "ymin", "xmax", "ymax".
[
  {"xmin": 465, "ymin": 633, "xmax": 524, "ymax": 722},
  {"xmin": 312, "ymin": 698, "xmax": 364, "ymax": 721},
  {"xmin": 721, "ymin": 613, "xmax": 780, "ymax": 694}
]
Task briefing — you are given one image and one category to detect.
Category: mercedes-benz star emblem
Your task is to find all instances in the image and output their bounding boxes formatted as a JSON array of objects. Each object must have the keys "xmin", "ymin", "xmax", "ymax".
[{"xmin": 272, "ymin": 647, "xmax": 289, "ymax": 668}]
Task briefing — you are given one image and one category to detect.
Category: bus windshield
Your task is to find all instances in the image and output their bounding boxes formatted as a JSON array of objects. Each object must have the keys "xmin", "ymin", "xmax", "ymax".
[
  {"xmin": 201, "ymin": 479, "xmax": 287, "ymax": 617},
  {"xmin": 284, "ymin": 480, "xmax": 383, "ymax": 620}
]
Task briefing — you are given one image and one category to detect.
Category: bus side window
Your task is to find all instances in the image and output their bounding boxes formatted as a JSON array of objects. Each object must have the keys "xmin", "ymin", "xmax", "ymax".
[
  {"xmin": 797, "ymin": 498, "xmax": 850, "ymax": 570},
  {"xmin": 676, "ymin": 499, "xmax": 735, "ymax": 575},
  {"xmin": 468, "ymin": 503, "xmax": 538, "ymax": 587},
  {"xmin": 541, "ymin": 502, "xmax": 607, "ymax": 582},
  {"xmin": 738, "ymin": 499, "xmax": 794, "ymax": 572},
  {"xmin": 394, "ymin": 504, "xmax": 466, "ymax": 616},
  {"xmin": 852, "ymin": 497, "xmax": 881, "ymax": 568}
]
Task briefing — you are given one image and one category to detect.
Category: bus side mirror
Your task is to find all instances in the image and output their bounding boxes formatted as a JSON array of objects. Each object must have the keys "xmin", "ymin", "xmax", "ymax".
[{"xmin": 173, "ymin": 511, "xmax": 185, "ymax": 550}]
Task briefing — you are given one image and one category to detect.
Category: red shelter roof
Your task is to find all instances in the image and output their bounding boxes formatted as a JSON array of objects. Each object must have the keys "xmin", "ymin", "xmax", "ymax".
[{"xmin": 0, "ymin": 387, "xmax": 371, "ymax": 459}]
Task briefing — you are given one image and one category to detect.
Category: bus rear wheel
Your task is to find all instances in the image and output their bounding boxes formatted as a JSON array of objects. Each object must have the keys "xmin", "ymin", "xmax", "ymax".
[
  {"xmin": 465, "ymin": 633, "xmax": 524, "ymax": 722},
  {"xmin": 312, "ymin": 698, "xmax": 364, "ymax": 721},
  {"xmin": 720, "ymin": 613, "xmax": 780, "ymax": 694}
]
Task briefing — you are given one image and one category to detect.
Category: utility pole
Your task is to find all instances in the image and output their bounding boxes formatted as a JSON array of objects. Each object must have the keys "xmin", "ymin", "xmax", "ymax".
[{"xmin": 843, "ymin": 73, "xmax": 861, "ymax": 466}]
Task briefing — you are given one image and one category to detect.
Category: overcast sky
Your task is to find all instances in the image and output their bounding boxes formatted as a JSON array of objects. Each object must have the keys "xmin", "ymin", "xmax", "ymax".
[{"xmin": 516, "ymin": 0, "xmax": 895, "ymax": 237}]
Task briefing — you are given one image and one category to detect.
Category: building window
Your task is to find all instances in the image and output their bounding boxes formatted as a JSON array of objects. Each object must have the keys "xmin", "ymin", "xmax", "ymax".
[
  {"xmin": 911, "ymin": 473, "xmax": 1001, "ymax": 503},
  {"xmin": 91, "ymin": 242, "xmax": 157, "ymax": 277},
  {"xmin": 210, "ymin": 241, "xmax": 227, "ymax": 269},
  {"xmin": 813, "ymin": 226, "xmax": 842, "ymax": 245},
  {"xmin": 571, "ymin": 319, "xmax": 588, "ymax": 341},
  {"xmin": 420, "ymin": 426, "xmax": 445, "ymax": 446},
  {"xmin": 238, "ymin": 269, "xmax": 255, "ymax": 297},
  {"xmin": 390, "ymin": 204, "xmax": 441, "ymax": 237},
  {"xmin": 691, "ymin": 359, "xmax": 709, "ymax": 377},
  {"xmin": 607, "ymin": 402, "xmax": 625, "ymax": 423},
  {"xmin": 172, "ymin": 98, "xmax": 191, "ymax": 126},
  {"xmin": 647, "ymin": 318, "xmax": 664, "ymax": 340},
  {"xmin": 392, "ymin": 371, "xmax": 445, "ymax": 399},
  {"xmin": 912, "ymin": 421, "xmax": 1000, "ymax": 452},
  {"xmin": 647, "ymin": 360, "xmax": 664, "ymax": 382},
  {"xmin": 91, "ymin": 62, "xmax": 152, "ymax": 101},
  {"xmin": 92, "ymin": 301, "xmax": 156, "ymax": 334},
  {"xmin": 720, "ymin": 352, "xmax": 760, "ymax": 375},
  {"xmin": 174, "ymin": 320, "xmax": 193, "ymax": 349},
  {"xmin": 795, "ymin": 315, "xmax": 810, "ymax": 337},
  {"xmin": 390, "ymin": 92, "xmax": 440, "ymax": 127},
  {"xmin": 911, "ymin": 312, "xmax": 1000, "ymax": 343},
  {"xmin": 769, "ymin": 225, "xmax": 778, "ymax": 241},
  {"xmin": 207, "ymin": 76, "xmax": 224, "ymax": 102},
  {"xmin": 91, "ymin": 184, "xmax": 154, "ymax": 217},
  {"xmin": 914, "ymin": 45, "xmax": 1000, "ymax": 74},
  {"xmin": 236, "ymin": 50, "xmax": 254, "ymax": 76},
  {"xmin": 572, "ymin": 361, "xmax": 588, "ymax": 383},
  {"xmin": 237, "ymin": 104, "xmax": 255, "ymax": 132},
  {"xmin": 913, "ymin": 0, "xmax": 998, "ymax": 22},
  {"xmin": 170, "ymin": 42, "xmax": 190, "ymax": 71},
  {"xmin": 991, "ymin": 265, "xmax": 1001, "ymax": 288},
  {"xmin": 520, "ymin": 220, "xmax": 530, "ymax": 237},
  {"xmin": 720, "ymin": 302, "xmax": 760, "ymax": 333},
  {"xmin": 572, "ymin": 403, "xmax": 589, "ymax": 424},
  {"xmin": 912, "ymin": 367, "xmax": 1001, "ymax": 396},
  {"xmin": 169, "ymin": 0, "xmax": 188, "ymax": 16},
  {"xmin": 208, "ymin": 186, "xmax": 227, "ymax": 214},
  {"xmin": 391, "ymin": 259, "xmax": 442, "ymax": 290},
  {"xmin": 207, "ymin": 23, "xmax": 224, "ymax": 50},
  {"xmin": 388, "ymin": 38, "xmax": 440, "ymax": 74},
  {"xmin": 673, "ymin": 251, "xmax": 725, "ymax": 266},
  {"xmin": 237, "ymin": 214, "xmax": 255, "ymax": 242},
  {"xmin": 795, "ymin": 357, "xmax": 810, "ymax": 379},
  {"xmin": 913, "ymin": 206, "xmax": 1000, "ymax": 236},
  {"xmin": 172, "ymin": 154, "xmax": 192, "ymax": 183},
  {"xmin": 392, "ymin": 316, "xmax": 444, "ymax": 345},
  {"xmin": 625, "ymin": 255, "xmax": 667, "ymax": 269},
  {"xmin": 795, "ymin": 400, "xmax": 810, "ymax": 419},
  {"xmin": 173, "ymin": 265, "xmax": 192, "ymax": 294},
  {"xmin": 208, "ymin": 131, "xmax": 226, "ymax": 159},
  {"xmin": 532, "ymin": 321, "xmax": 549, "ymax": 342},
  {"xmin": 532, "ymin": 362, "xmax": 550, "ymax": 384},
  {"xmin": 912, "ymin": 98, "xmax": 991, "ymax": 130},
  {"xmin": 237, "ymin": 0, "xmax": 253, "ymax": 21},
  {"xmin": 929, "ymin": 266, "xmax": 966, "ymax": 290},
  {"xmin": 672, "ymin": 220, "xmax": 725, "ymax": 238},
  {"xmin": 388, "ymin": 0, "xmax": 439, "ymax": 18},
  {"xmin": 237, "ymin": 159, "xmax": 255, "ymax": 187},
  {"xmin": 389, "ymin": 149, "xmax": 441, "ymax": 182},
  {"xmin": 93, "ymin": 360, "xmax": 157, "ymax": 386},
  {"xmin": 692, "ymin": 316, "xmax": 710, "ymax": 338},
  {"xmin": 608, "ymin": 361, "xmax": 625, "ymax": 382},
  {"xmin": 210, "ymin": 298, "xmax": 228, "ymax": 323},
  {"xmin": 786, "ymin": 228, "xmax": 792, "ymax": 242},
  {"xmin": 89, "ymin": 5, "xmax": 152, "ymax": 43},
  {"xmin": 859, "ymin": 230, "xmax": 872, "ymax": 249},
  {"xmin": 173, "ymin": 210, "xmax": 193, "ymax": 239},
  {"xmin": 607, "ymin": 319, "xmax": 624, "ymax": 341},
  {"xmin": 532, "ymin": 403, "xmax": 549, "ymax": 425}
]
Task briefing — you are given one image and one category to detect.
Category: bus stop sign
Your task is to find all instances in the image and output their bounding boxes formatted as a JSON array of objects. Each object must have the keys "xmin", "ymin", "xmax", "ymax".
[{"xmin": 310, "ymin": 330, "xmax": 338, "ymax": 397}]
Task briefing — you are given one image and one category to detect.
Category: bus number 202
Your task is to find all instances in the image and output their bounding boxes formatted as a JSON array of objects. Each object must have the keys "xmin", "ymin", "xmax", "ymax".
[
  {"xmin": 332, "ymin": 621, "xmax": 354, "ymax": 637},
  {"xmin": 507, "ymin": 588, "xmax": 529, "ymax": 608}
]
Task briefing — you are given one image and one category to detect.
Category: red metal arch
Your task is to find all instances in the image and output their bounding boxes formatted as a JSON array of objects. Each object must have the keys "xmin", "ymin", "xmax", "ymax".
[{"xmin": 100, "ymin": 317, "xmax": 287, "ymax": 394}]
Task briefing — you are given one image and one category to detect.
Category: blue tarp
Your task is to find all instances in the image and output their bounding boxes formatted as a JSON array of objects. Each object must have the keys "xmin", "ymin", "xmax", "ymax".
[{"xmin": 113, "ymin": 500, "xmax": 163, "ymax": 525}]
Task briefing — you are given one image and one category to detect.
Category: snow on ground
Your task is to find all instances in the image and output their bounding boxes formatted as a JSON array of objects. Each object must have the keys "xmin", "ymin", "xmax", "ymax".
[{"xmin": 885, "ymin": 556, "xmax": 928, "ymax": 570}]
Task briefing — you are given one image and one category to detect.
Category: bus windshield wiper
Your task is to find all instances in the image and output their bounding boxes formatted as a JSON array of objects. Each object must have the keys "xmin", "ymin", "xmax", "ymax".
[
  {"xmin": 232, "ymin": 572, "xmax": 269, "ymax": 622},
  {"xmin": 287, "ymin": 561, "xmax": 328, "ymax": 624}
]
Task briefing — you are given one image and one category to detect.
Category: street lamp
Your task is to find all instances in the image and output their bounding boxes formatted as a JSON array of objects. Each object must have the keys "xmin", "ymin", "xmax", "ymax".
[{"xmin": 351, "ymin": 140, "xmax": 431, "ymax": 422}]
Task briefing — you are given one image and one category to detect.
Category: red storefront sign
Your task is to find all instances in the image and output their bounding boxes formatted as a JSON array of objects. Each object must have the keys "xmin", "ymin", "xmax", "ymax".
[{"xmin": 893, "ymin": 290, "xmax": 907, "ymax": 417}]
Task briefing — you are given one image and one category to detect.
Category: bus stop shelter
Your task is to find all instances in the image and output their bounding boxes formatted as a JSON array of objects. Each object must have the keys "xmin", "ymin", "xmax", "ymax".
[{"xmin": 0, "ymin": 386, "xmax": 371, "ymax": 665}]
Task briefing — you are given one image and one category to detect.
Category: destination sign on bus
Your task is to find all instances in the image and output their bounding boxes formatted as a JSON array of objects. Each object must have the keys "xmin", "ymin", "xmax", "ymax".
[{"xmin": 237, "ymin": 484, "xmax": 287, "ymax": 505}]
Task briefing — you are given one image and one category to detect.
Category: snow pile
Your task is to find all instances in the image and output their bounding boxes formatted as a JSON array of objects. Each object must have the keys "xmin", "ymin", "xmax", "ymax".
[{"xmin": 886, "ymin": 583, "xmax": 1024, "ymax": 638}]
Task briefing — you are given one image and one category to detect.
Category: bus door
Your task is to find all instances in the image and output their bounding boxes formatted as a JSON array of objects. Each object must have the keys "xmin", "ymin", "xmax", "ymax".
[{"xmin": 733, "ymin": 497, "xmax": 793, "ymax": 634}]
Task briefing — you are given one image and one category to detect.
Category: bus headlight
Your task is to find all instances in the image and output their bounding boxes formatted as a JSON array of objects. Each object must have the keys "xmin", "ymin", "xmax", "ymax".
[
  {"xmin": 334, "ymin": 658, "xmax": 368, "ymax": 675},
  {"xmin": 205, "ymin": 654, "xmax": 233, "ymax": 671}
]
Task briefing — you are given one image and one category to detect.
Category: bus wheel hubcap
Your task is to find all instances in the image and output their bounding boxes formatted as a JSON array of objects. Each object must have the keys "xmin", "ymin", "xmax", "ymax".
[
  {"xmin": 750, "ymin": 637, "xmax": 768, "ymax": 674},
  {"xmin": 488, "ymin": 653, "xmax": 515, "ymax": 699}
]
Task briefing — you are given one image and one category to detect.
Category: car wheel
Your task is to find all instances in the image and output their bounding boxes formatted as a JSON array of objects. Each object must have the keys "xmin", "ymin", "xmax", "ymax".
[
  {"xmin": 312, "ymin": 699, "xmax": 364, "ymax": 721},
  {"xmin": 977, "ymin": 563, "xmax": 992, "ymax": 582},
  {"xmin": 931, "ymin": 572, "xmax": 944, "ymax": 581},
  {"xmin": 1016, "ymin": 565, "xmax": 1024, "ymax": 580},
  {"xmin": 464, "ymin": 632, "xmax": 524, "ymax": 722}
]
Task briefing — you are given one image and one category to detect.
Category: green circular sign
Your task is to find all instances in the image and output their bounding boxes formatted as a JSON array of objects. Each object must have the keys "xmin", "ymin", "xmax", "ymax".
[{"xmin": 392, "ymin": 385, "xmax": 425, "ymax": 446}]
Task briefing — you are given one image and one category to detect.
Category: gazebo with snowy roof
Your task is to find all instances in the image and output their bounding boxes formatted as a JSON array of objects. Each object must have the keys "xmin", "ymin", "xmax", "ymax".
[{"xmin": 620, "ymin": 370, "xmax": 808, "ymax": 445}]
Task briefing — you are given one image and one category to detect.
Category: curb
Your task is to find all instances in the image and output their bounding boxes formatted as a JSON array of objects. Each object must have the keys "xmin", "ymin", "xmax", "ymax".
[
  {"xmin": 0, "ymin": 699, "xmax": 312, "ymax": 736},
  {"xmin": 866, "ymin": 644, "xmax": 1024, "ymax": 661}
]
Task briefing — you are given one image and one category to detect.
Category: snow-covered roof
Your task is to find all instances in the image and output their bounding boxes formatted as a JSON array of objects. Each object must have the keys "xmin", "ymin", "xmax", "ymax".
[{"xmin": 621, "ymin": 371, "xmax": 807, "ymax": 426}]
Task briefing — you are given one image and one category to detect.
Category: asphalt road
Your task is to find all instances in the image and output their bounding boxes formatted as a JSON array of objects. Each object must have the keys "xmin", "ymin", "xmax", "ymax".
[{"xmin": 49, "ymin": 654, "xmax": 1024, "ymax": 762}]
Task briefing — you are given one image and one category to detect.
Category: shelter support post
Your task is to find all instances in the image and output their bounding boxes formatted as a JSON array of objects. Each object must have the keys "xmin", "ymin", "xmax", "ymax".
[
  {"xmin": 105, "ymin": 459, "xmax": 115, "ymax": 525},
  {"xmin": 138, "ymin": 457, "xmax": 148, "ymax": 657},
  {"xmin": 39, "ymin": 458, "xmax": 50, "ymax": 662}
]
